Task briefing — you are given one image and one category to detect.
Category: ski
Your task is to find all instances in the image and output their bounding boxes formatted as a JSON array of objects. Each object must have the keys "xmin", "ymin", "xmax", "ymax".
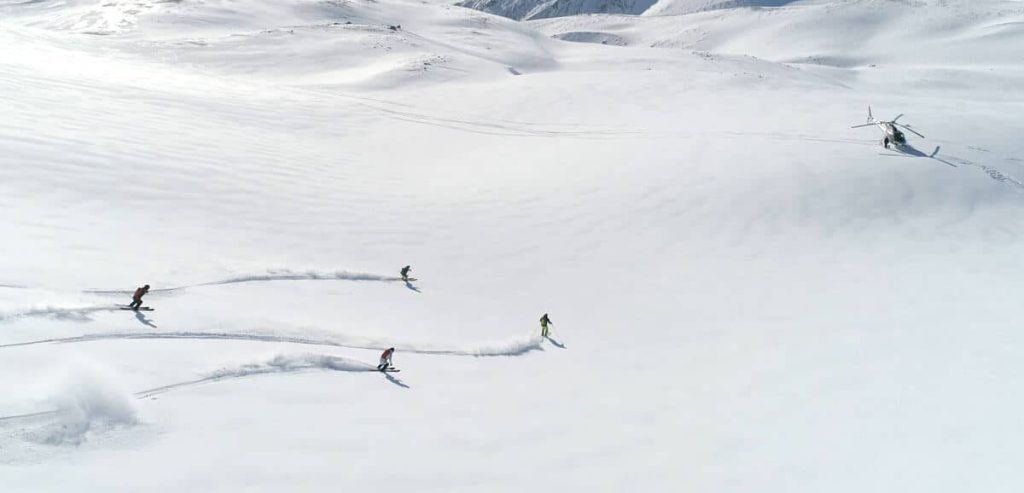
[{"xmin": 120, "ymin": 306, "xmax": 155, "ymax": 311}]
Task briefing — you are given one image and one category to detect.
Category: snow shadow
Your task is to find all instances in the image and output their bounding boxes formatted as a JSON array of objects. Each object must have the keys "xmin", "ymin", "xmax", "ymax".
[
  {"xmin": 545, "ymin": 335, "xmax": 567, "ymax": 349},
  {"xmin": 885, "ymin": 145, "xmax": 1024, "ymax": 189},
  {"xmin": 881, "ymin": 144, "xmax": 955, "ymax": 167},
  {"xmin": 383, "ymin": 372, "xmax": 410, "ymax": 389},
  {"xmin": 134, "ymin": 311, "xmax": 157, "ymax": 328},
  {"xmin": 404, "ymin": 279, "xmax": 421, "ymax": 293},
  {"xmin": 908, "ymin": 144, "xmax": 947, "ymax": 161},
  {"xmin": 900, "ymin": 144, "xmax": 938, "ymax": 159}
]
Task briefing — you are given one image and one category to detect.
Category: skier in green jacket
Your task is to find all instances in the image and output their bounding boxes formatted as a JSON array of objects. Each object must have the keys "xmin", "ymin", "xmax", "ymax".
[{"xmin": 540, "ymin": 313, "xmax": 553, "ymax": 338}]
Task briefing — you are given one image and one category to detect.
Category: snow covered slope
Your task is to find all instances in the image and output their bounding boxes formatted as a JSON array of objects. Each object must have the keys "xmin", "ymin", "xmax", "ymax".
[
  {"xmin": 2, "ymin": 0, "xmax": 1024, "ymax": 491},
  {"xmin": 533, "ymin": 0, "xmax": 1024, "ymax": 95},
  {"xmin": 459, "ymin": 0, "xmax": 806, "ymax": 20},
  {"xmin": 457, "ymin": 0, "xmax": 659, "ymax": 21},
  {"xmin": 645, "ymin": 0, "xmax": 806, "ymax": 16},
  {"xmin": 2, "ymin": 0, "xmax": 558, "ymax": 87}
]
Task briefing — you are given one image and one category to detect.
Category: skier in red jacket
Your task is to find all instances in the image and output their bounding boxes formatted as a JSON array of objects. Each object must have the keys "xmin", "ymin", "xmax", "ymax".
[
  {"xmin": 377, "ymin": 347, "xmax": 395, "ymax": 371},
  {"xmin": 129, "ymin": 284, "xmax": 150, "ymax": 310}
]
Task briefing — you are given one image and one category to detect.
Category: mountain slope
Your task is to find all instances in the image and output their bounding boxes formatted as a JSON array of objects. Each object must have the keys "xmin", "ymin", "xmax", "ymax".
[{"xmin": 1, "ymin": 0, "xmax": 1024, "ymax": 491}]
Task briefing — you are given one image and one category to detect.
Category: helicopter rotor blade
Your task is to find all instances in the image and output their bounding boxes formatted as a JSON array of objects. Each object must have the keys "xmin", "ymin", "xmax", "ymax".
[
  {"xmin": 895, "ymin": 123, "xmax": 924, "ymax": 138},
  {"xmin": 892, "ymin": 114, "xmax": 904, "ymax": 123},
  {"xmin": 851, "ymin": 123, "xmax": 876, "ymax": 129}
]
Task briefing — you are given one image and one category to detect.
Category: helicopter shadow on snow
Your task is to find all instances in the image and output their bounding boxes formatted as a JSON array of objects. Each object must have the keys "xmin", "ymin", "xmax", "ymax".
[{"xmin": 881, "ymin": 144, "xmax": 957, "ymax": 167}]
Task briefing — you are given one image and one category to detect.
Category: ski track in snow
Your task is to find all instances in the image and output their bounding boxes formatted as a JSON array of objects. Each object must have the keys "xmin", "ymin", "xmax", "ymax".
[
  {"xmin": 940, "ymin": 154, "xmax": 1024, "ymax": 190},
  {"xmin": 0, "ymin": 270, "xmax": 407, "ymax": 321},
  {"xmin": 721, "ymin": 130, "xmax": 1024, "ymax": 190},
  {"xmin": 86, "ymin": 269, "xmax": 404, "ymax": 295},
  {"xmin": 345, "ymin": 98, "xmax": 637, "ymax": 139},
  {"xmin": 0, "ymin": 354, "xmax": 402, "ymax": 425},
  {"xmin": 133, "ymin": 353, "xmax": 386, "ymax": 399},
  {"xmin": 0, "ymin": 269, "xmax": 401, "ymax": 297},
  {"xmin": 0, "ymin": 329, "xmax": 544, "ymax": 357},
  {"xmin": 0, "ymin": 304, "xmax": 124, "ymax": 323}
]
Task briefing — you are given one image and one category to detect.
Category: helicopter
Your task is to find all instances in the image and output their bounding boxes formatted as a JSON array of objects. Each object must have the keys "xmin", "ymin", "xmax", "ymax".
[{"xmin": 851, "ymin": 107, "xmax": 925, "ymax": 149}]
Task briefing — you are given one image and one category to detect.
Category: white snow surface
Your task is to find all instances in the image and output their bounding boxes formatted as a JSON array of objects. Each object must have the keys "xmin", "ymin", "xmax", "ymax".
[
  {"xmin": 2, "ymin": 0, "xmax": 1024, "ymax": 490},
  {"xmin": 459, "ymin": 0, "xmax": 812, "ymax": 20},
  {"xmin": 458, "ymin": 0, "xmax": 660, "ymax": 21}
]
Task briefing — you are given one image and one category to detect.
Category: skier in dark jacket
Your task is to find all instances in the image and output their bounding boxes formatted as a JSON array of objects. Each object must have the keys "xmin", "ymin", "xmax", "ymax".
[
  {"xmin": 129, "ymin": 284, "xmax": 150, "ymax": 310},
  {"xmin": 540, "ymin": 313, "xmax": 553, "ymax": 338},
  {"xmin": 400, "ymin": 265, "xmax": 412, "ymax": 282}
]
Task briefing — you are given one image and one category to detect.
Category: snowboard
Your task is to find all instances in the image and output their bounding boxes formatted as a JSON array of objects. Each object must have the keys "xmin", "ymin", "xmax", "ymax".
[
  {"xmin": 379, "ymin": 367, "xmax": 401, "ymax": 372},
  {"xmin": 120, "ymin": 306, "xmax": 155, "ymax": 311},
  {"xmin": 402, "ymin": 278, "xmax": 418, "ymax": 282}
]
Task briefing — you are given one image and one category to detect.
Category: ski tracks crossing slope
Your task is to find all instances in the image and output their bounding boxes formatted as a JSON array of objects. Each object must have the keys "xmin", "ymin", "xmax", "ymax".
[
  {"xmin": 0, "ymin": 269, "xmax": 406, "ymax": 321},
  {"xmin": 0, "ymin": 329, "xmax": 544, "ymax": 357},
  {"xmin": 0, "ymin": 354, "xmax": 402, "ymax": 426}
]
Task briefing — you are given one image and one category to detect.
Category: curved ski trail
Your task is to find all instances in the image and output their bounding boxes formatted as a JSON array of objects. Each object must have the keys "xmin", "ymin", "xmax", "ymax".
[
  {"xmin": 0, "ymin": 270, "xmax": 407, "ymax": 321},
  {"xmin": 135, "ymin": 353, "xmax": 382, "ymax": 398},
  {"xmin": 0, "ymin": 329, "xmax": 543, "ymax": 356},
  {"xmin": 0, "ymin": 304, "xmax": 123, "ymax": 323},
  {"xmin": 84, "ymin": 269, "xmax": 405, "ymax": 295},
  {"xmin": 0, "ymin": 353, "xmax": 391, "ymax": 425}
]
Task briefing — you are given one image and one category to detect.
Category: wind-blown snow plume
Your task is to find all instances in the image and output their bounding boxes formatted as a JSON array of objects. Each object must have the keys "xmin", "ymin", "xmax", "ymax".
[
  {"xmin": 31, "ymin": 363, "xmax": 138, "ymax": 446},
  {"xmin": 0, "ymin": 353, "xmax": 392, "ymax": 424}
]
